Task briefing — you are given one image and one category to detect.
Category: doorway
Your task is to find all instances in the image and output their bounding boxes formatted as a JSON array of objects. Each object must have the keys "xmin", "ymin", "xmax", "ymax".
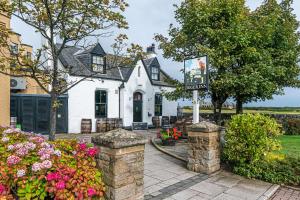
[{"xmin": 133, "ymin": 92, "xmax": 143, "ymax": 122}]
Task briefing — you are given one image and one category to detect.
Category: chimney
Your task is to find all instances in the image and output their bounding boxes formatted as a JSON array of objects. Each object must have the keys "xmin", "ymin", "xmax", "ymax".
[{"xmin": 146, "ymin": 43, "xmax": 156, "ymax": 59}]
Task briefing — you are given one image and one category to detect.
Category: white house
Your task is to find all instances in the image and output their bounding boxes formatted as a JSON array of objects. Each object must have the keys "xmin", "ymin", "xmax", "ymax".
[{"xmin": 57, "ymin": 43, "xmax": 177, "ymax": 133}]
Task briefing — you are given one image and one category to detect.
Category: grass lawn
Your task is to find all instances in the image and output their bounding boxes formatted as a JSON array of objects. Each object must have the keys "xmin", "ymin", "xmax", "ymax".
[{"xmin": 277, "ymin": 135, "xmax": 300, "ymax": 158}]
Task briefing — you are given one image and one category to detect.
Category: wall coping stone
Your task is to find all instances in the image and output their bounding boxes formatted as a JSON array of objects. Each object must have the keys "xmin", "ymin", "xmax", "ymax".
[
  {"xmin": 187, "ymin": 121, "xmax": 220, "ymax": 133},
  {"xmin": 92, "ymin": 128, "xmax": 148, "ymax": 149}
]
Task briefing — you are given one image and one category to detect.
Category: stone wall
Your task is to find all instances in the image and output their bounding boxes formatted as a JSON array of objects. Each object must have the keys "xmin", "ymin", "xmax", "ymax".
[
  {"xmin": 92, "ymin": 129, "xmax": 147, "ymax": 200},
  {"xmin": 187, "ymin": 122, "xmax": 221, "ymax": 174}
]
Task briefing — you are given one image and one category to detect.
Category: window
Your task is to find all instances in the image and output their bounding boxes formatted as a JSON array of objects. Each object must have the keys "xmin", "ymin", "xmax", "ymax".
[
  {"xmin": 95, "ymin": 90, "xmax": 107, "ymax": 118},
  {"xmin": 154, "ymin": 94, "xmax": 162, "ymax": 116},
  {"xmin": 151, "ymin": 66, "xmax": 159, "ymax": 80},
  {"xmin": 26, "ymin": 52, "xmax": 32, "ymax": 60},
  {"xmin": 10, "ymin": 43, "xmax": 19, "ymax": 55},
  {"xmin": 92, "ymin": 55, "xmax": 105, "ymax": 73},
  {"xmin": 138, "ymin": 66, "xmax": 141, "ymax": 77}
]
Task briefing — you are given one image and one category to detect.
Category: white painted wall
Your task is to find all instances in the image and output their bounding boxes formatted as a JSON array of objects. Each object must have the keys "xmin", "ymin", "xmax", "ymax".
[
  {"xmin": 121, "ymin": 61, "xmax": 177, "ymax": 127},
  {"xmin": 67, "ymin": 76, "xmax": 122, "ymax": 133},
  {"xmin": 67, "ymin": 60, "xmax": 177, "ymax": 133}
]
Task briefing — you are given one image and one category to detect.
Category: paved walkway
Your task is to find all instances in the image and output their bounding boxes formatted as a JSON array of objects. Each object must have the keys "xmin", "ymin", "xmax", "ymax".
[
  {"xmin": 270, "ymin": 187, "xmax": 300, "ymax": 200},
  {"xmin": 144, "ymin": 143, "xmax": 278, "ymax": 200},
  {"xmin": 56, "ymin": 130, "xmax": 280, "ymax": 200}
]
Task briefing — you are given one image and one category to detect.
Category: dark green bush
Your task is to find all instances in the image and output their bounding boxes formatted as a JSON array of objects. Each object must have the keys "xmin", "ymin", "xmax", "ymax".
[
  {"xmin": 283, "ymin": 118, "xmax": 300, "ymax": 135},
  {"xmin": 233, "ymin": 156, "xmax": 300, "ymax": 185}
]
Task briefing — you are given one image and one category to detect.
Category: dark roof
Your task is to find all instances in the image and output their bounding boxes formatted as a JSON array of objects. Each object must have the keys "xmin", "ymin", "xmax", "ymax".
[
  {"xmin": 57, "ymin": 43, "xmax": 123, "ymax": 80},
  {"xmin": 56, "ymin": 43, "xmax": 175, "ymax": 87},
  {"xmin": 142, "ymin": 57, "xmax": 175, "ymax": 87}
]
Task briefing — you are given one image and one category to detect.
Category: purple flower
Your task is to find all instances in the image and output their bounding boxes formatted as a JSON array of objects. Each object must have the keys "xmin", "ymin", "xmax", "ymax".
[
  {"xmin": 7, "ymin": 145, "xmax": 14, "ymax": 151},
  {"xmin": 16, "ymin": 147, "xmax": 29, "ymax": 157},
  {"xmin": 41, "ymin": 160, "xmax": 52, "ymax": 169},
  {"xmin": 17, "ymin": 169, "xmax": 26, "ymax": 177},
  {"xmin": 40, "ymin": 154, "xmax": 50, "ymax": 160},
  {"xmin": 54, "ymin": 150, "xmax": 61, "ymax": 157},
  {"xmin": 32, "ymin": 162, "xmax": 42, "ymax": 172}
]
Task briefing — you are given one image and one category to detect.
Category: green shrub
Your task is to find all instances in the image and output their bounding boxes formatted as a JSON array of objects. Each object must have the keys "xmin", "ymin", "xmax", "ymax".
[
  {"xmin": 223, "ymin": 114, "xmax": 282, "ymax": 165},
  {"xmin": 233, "ymin": 156, "xmax": 300, "ymax": 185},
  {"xmin": 283, "ymin": 118, "xmax": 300, "ymax": 135}
]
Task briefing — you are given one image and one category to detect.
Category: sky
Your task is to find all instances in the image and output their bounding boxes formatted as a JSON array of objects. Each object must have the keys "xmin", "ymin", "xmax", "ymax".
[{"xmin": 11, "ymin": 0, "xmax": 300, "ymax": 107}]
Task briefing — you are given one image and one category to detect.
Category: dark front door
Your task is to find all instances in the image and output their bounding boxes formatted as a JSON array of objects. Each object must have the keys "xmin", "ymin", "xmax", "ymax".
[{"xmin": 133, "ymin": 92, "xmax": 143, "ymax": 122}]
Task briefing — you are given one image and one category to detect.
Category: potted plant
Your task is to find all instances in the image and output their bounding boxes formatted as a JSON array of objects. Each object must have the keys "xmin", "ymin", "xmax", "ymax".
[{"xmin": 160, "ymin": 129, "xmax": 175, "ymax": 146}]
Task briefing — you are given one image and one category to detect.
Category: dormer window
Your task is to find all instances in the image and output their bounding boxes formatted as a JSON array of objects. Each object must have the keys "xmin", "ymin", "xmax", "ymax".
[
  {"xmin": 92, "ymin": 55, "xmax": 105, "ymax": 73},
  {"xmin": 151, "ymin": 66, "xmax": 159, "ymax": 80},
  {"xmin": 10, "ymin": 43, "xmax": 19, "ymax": 55}
]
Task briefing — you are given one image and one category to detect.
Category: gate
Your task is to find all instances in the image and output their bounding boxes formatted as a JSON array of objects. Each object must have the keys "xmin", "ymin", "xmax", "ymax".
[{"xmin": 10, "ymin": 94, "xmax": 68, "ymax": 134}]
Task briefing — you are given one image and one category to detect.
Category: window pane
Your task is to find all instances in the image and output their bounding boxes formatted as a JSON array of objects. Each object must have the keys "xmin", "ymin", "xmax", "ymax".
[
  {"xmin": 152, "ymin": 67, "xmax": 158, "ymax": 73},
  {"xmin": 99, "ymin": 104, "xmax": 107, "ymax": 117},
  {"xmin": 100, "ymin": 91, "xmax": 107, "ymax": 103},
  {"xmin": 155, "ymin": 105, "xmax": 162, "ymax": 116},
  {"xmin": 95, "ymin": 90, "xmax": 100, "ymax": 103},
  {"xmin": 152, "ymin": 74, "xmax": 158, "ymax": 80}
]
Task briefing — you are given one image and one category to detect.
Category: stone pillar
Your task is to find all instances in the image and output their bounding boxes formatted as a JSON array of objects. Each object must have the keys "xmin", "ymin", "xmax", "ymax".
[
  {"xmin": 187, "ymin": 121, "xmax": 221, "ymax": 174},
  {"xmin": 92, "ymin": 129, "xmax": 148, "ymax": 200}
]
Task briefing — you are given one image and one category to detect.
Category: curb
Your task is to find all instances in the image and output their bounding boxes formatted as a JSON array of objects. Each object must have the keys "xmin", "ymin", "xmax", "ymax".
[
  {"xmin": 258, "ymin": 184, "xmax": 280, "ymax": 200},
  {"xmin": 151, "ymin": 138, "xmax": 187, "ymax": 163}
]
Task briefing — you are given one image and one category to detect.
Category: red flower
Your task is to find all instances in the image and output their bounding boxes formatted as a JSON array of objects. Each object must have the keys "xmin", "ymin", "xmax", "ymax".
[
  {"xmin": 55, "ymin": 180, "xmax": 66, "ymax": 190},
  {"xmin": 87, "ymin": 147, "xmax": 98, "ymax": 157},
  {"xmin": 0, "ymin": 184, "xmax": 6, "ymax": 194},
  {"xmin": 46, "ymin": 172, "xmax": 61, "ymax": 181},
  {"xmin": 87, "ymin": 188, "xmax": 97, "ymax": 197},
  {"xmin": 78, "ymin": 143, "xmax": 87, "ymax": 151}
]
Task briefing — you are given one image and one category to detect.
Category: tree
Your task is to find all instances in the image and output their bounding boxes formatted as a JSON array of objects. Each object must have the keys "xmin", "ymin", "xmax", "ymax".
[
  {"xmin": 155, "ymin": 0, "xmax": 249, "ymax": 122},
  {"xmin": 0, "ymin": 0, "xmax": 142, "ymax": 140},
  {"xmin": 156, "ymin": 0, "xmax": 300, "ymax": 117},
  {"xmin": 232, "ymin": 0, "xmax": 300, "ymax": 113}
]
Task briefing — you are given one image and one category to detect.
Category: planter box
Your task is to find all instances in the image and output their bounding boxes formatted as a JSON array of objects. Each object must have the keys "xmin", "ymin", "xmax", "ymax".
[{"xmin": 162, "ymin": 139, "xmax": 176, "ymax": 146}]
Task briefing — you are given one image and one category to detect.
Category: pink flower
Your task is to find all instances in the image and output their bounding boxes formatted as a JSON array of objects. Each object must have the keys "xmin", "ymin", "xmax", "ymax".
[
  {"xmin": 32, "ymin": 162, "xmax": 42, "ymax": 172},
  {"xmin": 16, "ymin": 147, "xmax": 29, "ymax": 157},
  {"xmin": 78, "ymin": 143, "xmax": 87, "ymax": 151},
  {"xmin": 0, "ymin": 184, "xmax": 6, "ymax": 194},
  {"xmin": 29, "ymin": 136, "xmax": 45, "ymax": 143},
  {"xmin": 41, "ymin": 160, "xmax": 52, "ymax": 169},
  {"xmin": 63, "ymin": 175, "xmax": 70, "ymax": 181},
  {"xmin": 87, "ymin": 188, "xmax": 97, "ymax": 197},
  {"xmin": 46, "ymin": 172, "xmax": 61, "ymax": 181},
  {"xmin": 24, "ymin": 142, "xmax": 36, "ymax": 150},
  {"xmin": 40, "ymin": 153, "xmax": 51, "ymax": 160},
  {"xmin": 1, "ymin": 137, "xmax": 9, "ymax": 142},
  {"xmin": 87, "ymin": 147, "xmax": 98, "ymax": 157},
  {"xmin": 7, "ymin": 155, "xmax": 21, "ymax": 166},
  {"xmin": 41, "ymin": 142, "xmax": 51, "ymax": 148},
  {"xmin": 55, "ymin": 181, "xmax": 65, "ymax": 190}
]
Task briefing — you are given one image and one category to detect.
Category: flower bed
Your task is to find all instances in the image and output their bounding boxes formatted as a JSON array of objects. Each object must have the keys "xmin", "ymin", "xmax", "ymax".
[
  {"xmin": 0, "ymin": 127, "xmax": 105, "ymax": 200},
  {"xmin": 158, "ymin": 127, "xmax": 182, "ymax": 146}
]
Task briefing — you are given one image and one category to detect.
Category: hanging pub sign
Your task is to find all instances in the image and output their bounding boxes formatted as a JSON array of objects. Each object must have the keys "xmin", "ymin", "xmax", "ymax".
[{"xmin": 184, "ymin": 55, "xmax": 209, "ymax": 91}]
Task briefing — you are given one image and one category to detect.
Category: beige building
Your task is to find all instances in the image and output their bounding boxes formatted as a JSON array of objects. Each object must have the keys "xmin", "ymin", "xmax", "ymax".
[{"xmin": 0, "ymin": 13, "xmax": 45, "ymax": 127}]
